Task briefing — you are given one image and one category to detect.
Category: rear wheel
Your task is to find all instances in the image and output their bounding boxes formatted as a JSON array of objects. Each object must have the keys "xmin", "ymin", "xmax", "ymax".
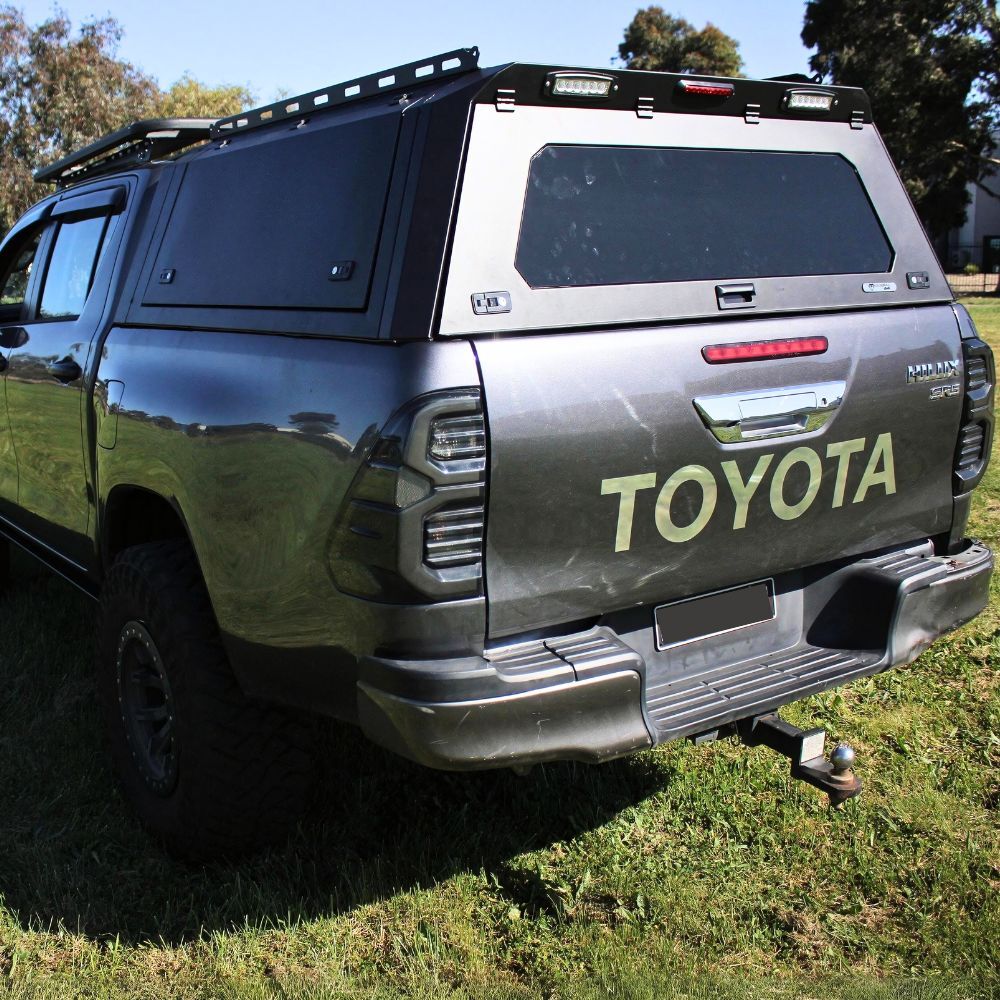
[{"xmin": 97, "ymin": 540, "xmax": 314, "ymax": 858}]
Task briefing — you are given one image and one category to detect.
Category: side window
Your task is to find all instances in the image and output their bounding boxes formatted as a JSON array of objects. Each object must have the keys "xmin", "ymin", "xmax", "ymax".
[
  {"xmin": 38, "ymin": 214, "xmax": 114, "ymax": 320},
  {"xmin": 0, "ymin": 229, "xmax": 43, "ymax": 319}
]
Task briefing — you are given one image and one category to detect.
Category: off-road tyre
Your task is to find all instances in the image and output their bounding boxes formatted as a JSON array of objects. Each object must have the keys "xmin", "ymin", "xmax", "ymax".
[{"xmin": 97, "ymin": 540, "xmax": 314, "ymax": 859}]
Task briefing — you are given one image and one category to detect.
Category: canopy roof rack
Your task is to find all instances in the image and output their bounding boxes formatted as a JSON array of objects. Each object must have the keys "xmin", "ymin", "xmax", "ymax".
[
  {"xmin": 34, "ymin": 118, "xmax": 216, "ymax": 187},
  {"xmin": 211, "ymin": 46, "xmax": 480, "ymax": 139}
]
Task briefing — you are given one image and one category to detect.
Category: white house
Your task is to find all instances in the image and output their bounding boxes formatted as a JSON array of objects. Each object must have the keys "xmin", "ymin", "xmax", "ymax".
[{"xmin": 947, "ymin": 135, "xmax": 1000, "ymax": 275}]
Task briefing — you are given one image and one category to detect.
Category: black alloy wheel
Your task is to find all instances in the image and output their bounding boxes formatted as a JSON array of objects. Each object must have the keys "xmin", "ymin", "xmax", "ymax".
[{"xmin": 116, "ymin": 620, "xmax": 178, "ymax": 796}]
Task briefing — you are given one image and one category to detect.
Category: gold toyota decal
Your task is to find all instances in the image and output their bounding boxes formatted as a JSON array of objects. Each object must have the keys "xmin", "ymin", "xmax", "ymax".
[{"xmin": 601, "ymin": 433, "xmax": 896, "ymax": 552}]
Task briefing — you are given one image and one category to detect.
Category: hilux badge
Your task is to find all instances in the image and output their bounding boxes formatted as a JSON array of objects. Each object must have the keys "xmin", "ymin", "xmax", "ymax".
[{"xmin": 906, "ymin": 359, "xmax": 959, "ymax": 384}]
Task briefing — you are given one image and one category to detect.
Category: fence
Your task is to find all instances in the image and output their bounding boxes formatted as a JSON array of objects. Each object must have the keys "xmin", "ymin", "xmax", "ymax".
[
  {"xmin": 944, "ymin": 240, "xmax": 1000, "ymax": 295},
  {"xmin": 946, "ymin": 271, "xmax": 1000, "ymax": 295}
]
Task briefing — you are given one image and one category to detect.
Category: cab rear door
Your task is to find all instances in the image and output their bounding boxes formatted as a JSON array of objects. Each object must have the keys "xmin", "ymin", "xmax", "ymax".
[
  {"xmin": 0, "ymin": 217, "xmax": 47, "ymax": 522},
  {"xmin": 4, "ymin": 181, "xmax": 128, "ymax": 567}
]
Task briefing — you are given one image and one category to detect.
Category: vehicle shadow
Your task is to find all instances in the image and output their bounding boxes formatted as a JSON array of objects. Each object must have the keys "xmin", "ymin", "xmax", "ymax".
[{"xmin": 0, "ymin": 559, "xmax": 673, "ymax": 946}]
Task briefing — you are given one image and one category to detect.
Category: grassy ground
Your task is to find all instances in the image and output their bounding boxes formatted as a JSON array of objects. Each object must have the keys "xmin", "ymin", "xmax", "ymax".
[{"xmin": 0, "ymin": 300, "xmax": 998, "ymax": 999}]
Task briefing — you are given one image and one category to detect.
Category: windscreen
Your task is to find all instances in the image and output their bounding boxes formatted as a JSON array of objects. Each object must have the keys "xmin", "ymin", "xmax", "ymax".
[{"xmin": 515, "ymin": 146, "xmax": 893, "ymax": 288}]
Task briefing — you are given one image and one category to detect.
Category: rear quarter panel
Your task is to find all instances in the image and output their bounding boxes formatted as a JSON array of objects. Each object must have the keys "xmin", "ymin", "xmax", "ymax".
[{"xmin": 95, "ymin": 328, "xmax": 484, "ymax": 699}]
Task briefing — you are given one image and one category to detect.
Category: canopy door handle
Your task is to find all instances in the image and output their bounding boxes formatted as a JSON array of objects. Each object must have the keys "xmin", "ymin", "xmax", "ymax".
[{"xmin": 716, "ymin": 282, "xmax": 756, "ymax": 310}]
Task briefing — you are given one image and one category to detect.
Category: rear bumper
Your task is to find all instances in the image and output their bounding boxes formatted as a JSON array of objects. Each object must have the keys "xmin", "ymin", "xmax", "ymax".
[{"xmin": 357, "ymin": 539, "xmax": 992, "ymax": 771}]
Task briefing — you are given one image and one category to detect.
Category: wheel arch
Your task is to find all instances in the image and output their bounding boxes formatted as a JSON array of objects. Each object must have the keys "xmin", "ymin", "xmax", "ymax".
[{"xmin": 101, "ymin": 485, "xmax": 194, "ymax": 571}]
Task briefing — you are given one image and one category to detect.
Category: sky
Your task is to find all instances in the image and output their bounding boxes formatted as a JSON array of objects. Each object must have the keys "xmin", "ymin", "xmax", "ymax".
[{"xmin": 15, "ymin": 0, "xmax": 817, "ymax": 104}]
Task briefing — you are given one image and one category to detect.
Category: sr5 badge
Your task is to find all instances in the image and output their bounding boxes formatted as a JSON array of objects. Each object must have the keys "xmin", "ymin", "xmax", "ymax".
[{"xmin": 929, "ymin": 383, "xmax": 961, "ymax": 400}]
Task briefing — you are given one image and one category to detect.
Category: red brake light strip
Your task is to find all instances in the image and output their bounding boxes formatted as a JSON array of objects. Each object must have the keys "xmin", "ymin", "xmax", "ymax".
[
  {"xmin": 702, "ymin": 336, "xmax": 829, "ymax": 364},
  {"xmin": 677, "ymin": 80, "xmax": 735, "ymax": 98}
]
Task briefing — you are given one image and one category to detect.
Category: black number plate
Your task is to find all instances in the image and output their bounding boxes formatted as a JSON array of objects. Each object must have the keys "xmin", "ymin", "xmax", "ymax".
[{"xmin": 654, "ymin": 579, "xmax": 775, "ymax": 650}]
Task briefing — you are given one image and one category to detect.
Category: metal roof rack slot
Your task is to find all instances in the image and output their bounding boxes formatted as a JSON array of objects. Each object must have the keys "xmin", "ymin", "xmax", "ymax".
[{"xmin": 210, "ymin": 46, "xmax": 480, "ymax": 138}]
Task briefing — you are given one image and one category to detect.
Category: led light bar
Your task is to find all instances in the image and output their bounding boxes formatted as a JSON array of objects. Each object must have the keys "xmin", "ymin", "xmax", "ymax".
[
  {"xmin": 547, "ymin": 73, "xmax": 615, "ymax": 98},
  {"xmin": 702, "ymin": 337, "xmax": 829, "ymax": 364},
  {"xmin": 676, "ymin": 79, "xmax": 735, "ymax": 98},
  {"xmin": 785, "ymin": 89, "xmax": 836, "ymax": 113}
]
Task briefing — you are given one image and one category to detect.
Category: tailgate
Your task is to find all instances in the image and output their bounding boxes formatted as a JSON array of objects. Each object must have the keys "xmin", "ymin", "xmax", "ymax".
[{"xmin": 476, "ymin": 306, "xmax": 963, "ymax": 637}]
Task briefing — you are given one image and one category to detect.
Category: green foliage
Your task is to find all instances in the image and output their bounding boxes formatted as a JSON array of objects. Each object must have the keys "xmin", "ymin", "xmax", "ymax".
[
  {"xmin": 152, "ymin": 74, "xmax": 253, "ymax": 120},
  {"xmin": 0, "ymin": 6, "xmax": 156, "ymax": 232},
  {"xmin": 0, "ymin": 7, "xmax": 254, "ymax": 234},
  {"xmin": 965, "ymin": 262, "xmax": 982, "ymax": 275},
  {"xmin": 802, "ymin": 0, "xmax": 1000, "ymax": 242},
  {"xmin": 618, "ymin": 6, "xmax": 743, "ymax": 77}
]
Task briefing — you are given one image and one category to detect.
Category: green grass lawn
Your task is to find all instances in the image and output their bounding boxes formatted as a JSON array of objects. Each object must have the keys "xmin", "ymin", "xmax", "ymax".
[{"xmin": 0, "ymin": 301, "xmax": 998, "ymax": 999}]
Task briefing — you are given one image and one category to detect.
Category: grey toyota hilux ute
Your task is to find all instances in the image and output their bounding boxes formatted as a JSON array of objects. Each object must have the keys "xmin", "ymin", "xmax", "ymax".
[{"xmin": 1, "ymin": 47, "xmax": 993, "ymax": 855}]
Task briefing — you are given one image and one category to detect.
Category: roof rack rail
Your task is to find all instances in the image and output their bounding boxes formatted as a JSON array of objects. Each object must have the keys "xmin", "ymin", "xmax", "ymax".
[
  {"xmin": 34, "ymin": 119, "xmax": 216, "ymax": 187},
  {"xmin": 211, "ymin": 46, "xmax": 480, "ymax": 139}
]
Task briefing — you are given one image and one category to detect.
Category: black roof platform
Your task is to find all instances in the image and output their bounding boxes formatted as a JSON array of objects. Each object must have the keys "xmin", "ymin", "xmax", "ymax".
[
  {"xmin": 471, "ymin": 63, "xmax": 871, "ymax": 125},
  {"xmin": 211, "ymin": 46, "xmax": 480, "ymax": 139},
  {"xmin": 34, "ymin": 119, "xmax": 216, "ymax": 187}
]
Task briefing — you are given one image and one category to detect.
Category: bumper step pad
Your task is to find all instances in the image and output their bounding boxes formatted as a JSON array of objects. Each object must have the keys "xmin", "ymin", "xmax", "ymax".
[
  {"xmin": 646, "ymin": 645, "xmax": 878, "ymax": 741},
  {"xmin": 644, "ymin": 541, "xmax": 992, "ymax": 743}
]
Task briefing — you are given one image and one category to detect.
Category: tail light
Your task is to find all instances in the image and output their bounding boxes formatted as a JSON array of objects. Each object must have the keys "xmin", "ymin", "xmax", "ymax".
[
  {"xmin": 428, "ymin": 413, "xmax": 486, "ymax": 462},
  {"xmin": 965, "ymin": 355, "xmax": 988, "ymax": 392},
  {"xmin": 955, "ymin": 422, "xmax": 986, "ymax": 477},
  {"xmin": 952, "ymin": 306, "xmax": 994, "ymax": 495},
  {"xmin": 330, "ymin": 391, "xmax": 487, "ymax": 602},
  {"xmin": 424, "ymin": 505, "xmax": 486, "ymax": 568}
]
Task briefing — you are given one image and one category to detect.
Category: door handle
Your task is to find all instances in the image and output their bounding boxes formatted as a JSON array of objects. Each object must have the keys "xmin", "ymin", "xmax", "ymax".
[
  {"xmin": 694, "ymin": 381, "xmax": 846, "ymax": 443},
  {"xmin": 716, "ymin": 282, "xmax": 756, "ymax": 310},
  {"xmin": 46, "ymin": 357, "xmax": 82, "ymax": 383}
]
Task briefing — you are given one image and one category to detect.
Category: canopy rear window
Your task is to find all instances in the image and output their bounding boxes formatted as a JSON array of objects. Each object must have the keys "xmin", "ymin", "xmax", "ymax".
[{"xmin": 515, "ymin": 146, "xmax": 893, "ymax": 289}]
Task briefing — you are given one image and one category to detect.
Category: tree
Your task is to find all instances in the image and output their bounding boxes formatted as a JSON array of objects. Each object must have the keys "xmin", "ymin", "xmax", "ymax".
[
  {"xmin": 618, "ymin": 6, "xmax": 743, "ymax": 77},
  {"xmin": 802, "ymin": 0, "xmax": 1000, "ymax": 243},
  {"xmin": 153, "ymin": 74, "xmax": 253, "ymax": 120},
  {"xmin": 0, "ymin": 7, "xmax": 253, "ymax": 233},
  {"xmin": 0, "ymin": 7, "xmax": 156, "ymax": 230}
]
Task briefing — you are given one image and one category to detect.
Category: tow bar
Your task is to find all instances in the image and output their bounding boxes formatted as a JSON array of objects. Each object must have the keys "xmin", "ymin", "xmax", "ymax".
[{"xmin": 738, "ymin": 713, "xmax": 862, "ymax": 806}]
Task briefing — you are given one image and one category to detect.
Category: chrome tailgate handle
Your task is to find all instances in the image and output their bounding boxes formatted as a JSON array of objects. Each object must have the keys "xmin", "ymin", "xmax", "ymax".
[{"xmin": 694, "ymin": 381, "xmax": 846, "ymax": 442}]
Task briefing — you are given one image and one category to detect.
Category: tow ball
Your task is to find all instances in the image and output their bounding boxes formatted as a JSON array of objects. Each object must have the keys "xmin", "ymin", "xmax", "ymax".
[{"xmin": 737, "ymin": 713, "xmax": 862, "ymax": 806}]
